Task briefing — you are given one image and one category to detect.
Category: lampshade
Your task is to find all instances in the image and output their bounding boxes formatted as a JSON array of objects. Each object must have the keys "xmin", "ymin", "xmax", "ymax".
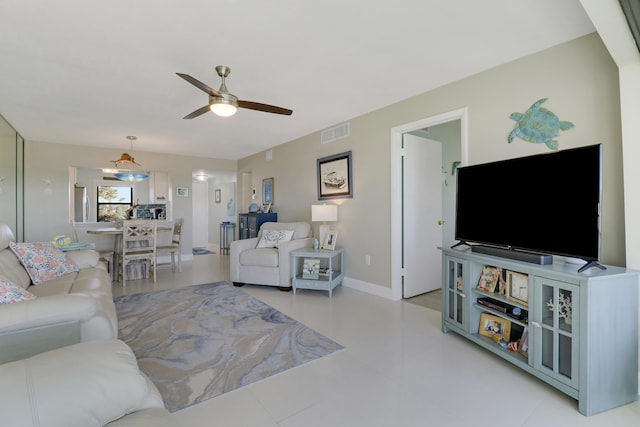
[
  {"xmin": 114, "ymin": 172, "xmax": 149, "ymax": 182},
  {"xmin": 312, "ymin": 204, "xmax": 338, "ymax": 247},
  {"xmin": 312, "ymin": 204, "xmax": 338, "ymax": 222}
]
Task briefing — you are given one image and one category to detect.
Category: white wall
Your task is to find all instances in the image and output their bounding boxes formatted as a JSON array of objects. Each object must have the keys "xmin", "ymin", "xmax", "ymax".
[
  {"xmin": 580, "ymin": 0, "xmax": 640, "ymax": 387},
  {"xmin": 22, "ymin": 141, "xmax": 236, "ymax": 254},
  {"xmin": 238, "ymin": 33, "xmax": 624, "ymax": 293}
]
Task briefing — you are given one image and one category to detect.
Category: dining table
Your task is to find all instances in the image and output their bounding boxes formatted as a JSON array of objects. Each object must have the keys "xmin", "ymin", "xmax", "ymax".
[{"xmin": 87, "ymin": 224, "xmax": 173, "ymax": 282}]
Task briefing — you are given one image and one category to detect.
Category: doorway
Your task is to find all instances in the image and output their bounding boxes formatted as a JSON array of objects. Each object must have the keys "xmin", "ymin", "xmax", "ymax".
[
  {"xmin": 192, "ymin": 180, "xmax": 209, "ymax": 248},
  {"xmin": 390, "ymin": 108, "xmax": 468, "ymax": 301}
]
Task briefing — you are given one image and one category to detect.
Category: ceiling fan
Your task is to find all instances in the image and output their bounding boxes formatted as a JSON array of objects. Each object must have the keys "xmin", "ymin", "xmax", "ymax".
[{"xmin": 176, "ymin": 65, "xmax": 293, "ymax": 118}]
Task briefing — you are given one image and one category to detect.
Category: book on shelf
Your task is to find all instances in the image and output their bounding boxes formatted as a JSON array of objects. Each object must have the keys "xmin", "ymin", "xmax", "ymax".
[
  {"xmin": 477, "ymin": 297, "xmax": 509, "ymax": 313},
  {"xmin": 302, "ymin": 258, "xmax": 320, "ymax": 279}
]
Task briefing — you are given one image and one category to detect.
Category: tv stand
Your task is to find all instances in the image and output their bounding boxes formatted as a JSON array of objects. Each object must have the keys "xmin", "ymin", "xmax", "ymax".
[
  {"xmin": 441, "ymin": 247, "xmax": 639, "ymax": 416},
  {"xmin": 577, "ymin": 260, "xmax": 607, "ymax": 273},
  {"xmin": 470, "ymin": 245, "xmax": 552, "ymax": 265}
]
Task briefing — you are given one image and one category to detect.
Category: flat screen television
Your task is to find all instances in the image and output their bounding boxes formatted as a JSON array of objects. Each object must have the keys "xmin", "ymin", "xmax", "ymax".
[{"xmin": 454, "ymin": 144, "xmax": 603, "ymax": 271}]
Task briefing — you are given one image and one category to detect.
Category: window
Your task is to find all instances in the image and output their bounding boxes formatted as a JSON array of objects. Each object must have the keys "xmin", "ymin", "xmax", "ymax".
[{"xmin": 97, "ymin": 185, "xmax": 133, "ymax": 222}]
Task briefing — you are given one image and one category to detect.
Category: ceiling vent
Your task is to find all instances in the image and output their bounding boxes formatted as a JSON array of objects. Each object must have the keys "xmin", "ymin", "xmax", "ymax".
[{"xmin": 320, "ymin": 123, "xmax": 350, "ymax": 144}]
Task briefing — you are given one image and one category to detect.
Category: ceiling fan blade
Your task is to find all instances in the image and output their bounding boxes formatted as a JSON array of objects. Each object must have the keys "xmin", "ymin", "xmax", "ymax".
[
  {"xmin": 176, "ymin": 73, "xmax": 221, "ymax": 97},
  {"xmin": 238, "ymin": 100, "xmax": 293, "ymax": 116},
  {"xmin": 183, "ymin": 105, "xmax": 211, "ymax": 119}
]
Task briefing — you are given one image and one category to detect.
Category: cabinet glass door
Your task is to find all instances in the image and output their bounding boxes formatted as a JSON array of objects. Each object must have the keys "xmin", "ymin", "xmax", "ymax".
[
  {"xmin": 445, "ymin": 257, "xmax": 466, "ymax": 327},
  {"xmin": 534, "ymin": 277, "xmax": 578, "ymax": 388},
  {"xmin": 248, "ymin": 215, "xmax": 258, "ymax": 237}
]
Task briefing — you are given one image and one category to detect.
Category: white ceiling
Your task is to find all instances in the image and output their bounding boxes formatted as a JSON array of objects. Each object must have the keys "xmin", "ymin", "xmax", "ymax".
[{"xmin": 0, "ymin": 0, "xmax": 595, "ymax": 160}]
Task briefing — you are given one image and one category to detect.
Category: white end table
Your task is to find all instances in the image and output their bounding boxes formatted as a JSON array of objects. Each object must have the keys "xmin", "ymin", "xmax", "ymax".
[{"xmin": 291, "ymin": 247, "xmax": 344, "ymax": 297}]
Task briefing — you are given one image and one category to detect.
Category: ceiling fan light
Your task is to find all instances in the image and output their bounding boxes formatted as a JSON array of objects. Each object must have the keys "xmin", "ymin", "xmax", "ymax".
[{"xmin": 210, "ymin": 101, "xmax": 237, "ymax": 117}]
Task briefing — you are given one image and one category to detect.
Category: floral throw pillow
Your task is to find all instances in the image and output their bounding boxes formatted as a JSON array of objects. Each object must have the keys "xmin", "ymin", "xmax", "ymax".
[
  {"xmin": 9, "ymin": 242, "xmax": 79, "ymax": 285},
  {"xmin": 256, "ymin": 229, "xmax": 295, "ymax": 248},
  {"xmin": 0, "ymin": 274, "xmax": 36, "ymax": 304}
]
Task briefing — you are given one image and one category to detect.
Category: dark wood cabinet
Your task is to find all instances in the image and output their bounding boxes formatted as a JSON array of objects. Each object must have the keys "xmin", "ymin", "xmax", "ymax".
[{"xmin": 238, "ymin": 213, "xmax": 277, "ymax": 239}]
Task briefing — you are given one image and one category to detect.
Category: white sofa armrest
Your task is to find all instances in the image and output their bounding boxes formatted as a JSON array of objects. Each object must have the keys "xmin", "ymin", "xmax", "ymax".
[
  {"xmin": 230, "ymin": 237, "xmax": 259, "ymax": 282},
  {"xmin": 0, "ymin": 294, "xmax": 97, "ymax": 334},
  {"xmin": 0, "ymin": 339, "xmax": 168, "ymax": 427},
  {"xmin": 278, "ymin": 237, "xmax": 314, "ymax": 287},
  {"xmin": 66, "ymin": 249, "xmax": 102, "ymax": 269}
]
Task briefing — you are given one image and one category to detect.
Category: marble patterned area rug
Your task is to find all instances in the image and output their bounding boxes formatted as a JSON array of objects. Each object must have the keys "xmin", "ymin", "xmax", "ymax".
[{"xmin": 114, "ymin": 282, "xmax": 343, "ymax": 412}]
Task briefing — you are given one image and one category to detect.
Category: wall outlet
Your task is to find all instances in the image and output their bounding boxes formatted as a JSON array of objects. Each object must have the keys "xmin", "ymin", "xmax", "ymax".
[{"xmin": 365, "ymin": 255, "xmax": 371, "ymax": 265}]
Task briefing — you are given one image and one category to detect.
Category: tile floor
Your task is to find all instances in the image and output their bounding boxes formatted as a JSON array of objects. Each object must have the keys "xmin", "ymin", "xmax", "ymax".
[{"xmin": 116, "ymin": 252, "xmax": 640, "ymax": 427}]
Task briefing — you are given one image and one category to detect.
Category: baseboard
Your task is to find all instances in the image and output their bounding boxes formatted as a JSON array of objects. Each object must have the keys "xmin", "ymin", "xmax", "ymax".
[{"xmin": 343, "ymin": 277, "xmax": 392, "ymax": 299}]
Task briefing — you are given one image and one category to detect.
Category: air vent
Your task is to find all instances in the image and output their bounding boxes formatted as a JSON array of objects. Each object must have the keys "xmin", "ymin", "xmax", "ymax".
[{"xmin": 320, "ymin": 123, "xmax": 350, "ymax": 144}]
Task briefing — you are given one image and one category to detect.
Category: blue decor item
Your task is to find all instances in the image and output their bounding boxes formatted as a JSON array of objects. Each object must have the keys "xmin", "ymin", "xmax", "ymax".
[{"xmin": 508, "ymin": 98, "xmax": 574, "ymax": 150}]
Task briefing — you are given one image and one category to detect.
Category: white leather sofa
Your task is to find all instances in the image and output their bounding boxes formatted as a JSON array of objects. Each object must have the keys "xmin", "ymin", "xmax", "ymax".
[
  {"xmin": 0, "ymin": 339, "xmax": 174, "ymax": 427},
  {"xmin": 230, "ymin": 222, "xmax": 313, "ymax": 290},
  {"xmin": 0, "ymin": 222, "xmax": 117, "ymax": 362}
]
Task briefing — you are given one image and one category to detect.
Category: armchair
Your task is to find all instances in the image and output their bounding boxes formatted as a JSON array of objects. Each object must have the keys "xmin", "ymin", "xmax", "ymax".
[{"xmin": 230, "ymin": 222, "xmax": 313, "ymax": 290}]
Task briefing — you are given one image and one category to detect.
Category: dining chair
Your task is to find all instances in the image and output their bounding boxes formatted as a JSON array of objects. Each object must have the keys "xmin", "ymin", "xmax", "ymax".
[
  {"xmin": 156, "ymin": 218, "xmax": 183, "ymax": 272},
  {"xmin": 119, "ymin": 219, "xmax": 157, "ymax": 288},
  {"xmin": 69, "ymin": 220, "xmax": 115, "ymax": 280}
]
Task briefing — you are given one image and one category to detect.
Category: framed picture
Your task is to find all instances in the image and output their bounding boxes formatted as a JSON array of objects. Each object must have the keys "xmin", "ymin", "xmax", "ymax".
[
  {"xmin": 262, "ymin": 177, "xmax": 274, "ymax": 204},
  {"xmin": 506, "ymin": 270, "xmax": 529, "ymax": 306},
  {"xmin": 302, "ymin": 258, "xmax": 320, "ymax": 279},
  {"xmin": 479, "ymin": 313, "xmax": 512, "ymax": 341},
  {"xmin": 476, "ymin": 266, "xmax": 501, "ymax": 292},
  {"xmin": 317, "ymin": 151, "xmax": 353, "ymax": 200},
  {"xmin": 322, "ymin": 230, "xmax": 338, "ymax": 250},
  {"xmin": 215, "ymin": 189, "xmax": 221, "ymax": 203},
  {"xmin": 176, "ymin": 187, "xmax": 189, "ymax": 197}
]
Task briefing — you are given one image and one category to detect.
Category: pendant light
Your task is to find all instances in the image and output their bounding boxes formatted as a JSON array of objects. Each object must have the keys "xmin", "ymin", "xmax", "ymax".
[{"xmin": 111, "ymin": 136, "xmax": 149, "ymax": 182}]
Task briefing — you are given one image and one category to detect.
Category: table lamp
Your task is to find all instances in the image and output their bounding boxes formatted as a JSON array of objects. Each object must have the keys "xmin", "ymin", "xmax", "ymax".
[{"xmin": 312, "ymin": 204, "xmax": 338, "ymax": 248}]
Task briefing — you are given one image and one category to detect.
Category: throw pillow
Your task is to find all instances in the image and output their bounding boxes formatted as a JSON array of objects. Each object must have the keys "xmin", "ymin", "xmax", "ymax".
[
  {"xmin": 9, "ymin": 241, "xmax": 79, "ymax": 285},
  {"xmin": 256, "ymin": 229, "xmax": 295, "ymax": 248},
  {"xmin": 0, "ymin": 274, "xmax": 36, "ymax": 304}
]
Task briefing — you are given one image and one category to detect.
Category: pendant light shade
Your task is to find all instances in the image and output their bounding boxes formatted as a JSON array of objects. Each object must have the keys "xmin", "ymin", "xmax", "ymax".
[{"xmin": 111, "ymin": 136, "xmax": 149, "ymax": 181}]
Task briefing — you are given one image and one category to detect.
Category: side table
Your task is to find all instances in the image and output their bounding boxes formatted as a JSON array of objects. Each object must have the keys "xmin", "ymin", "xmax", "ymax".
[
  {"xmin": 219, "ymin": 222, "xmax": 235, "ymax": 254},
  {"xmin": 291, "ymin": 247, "xmax": 344, "ymax": 297}
]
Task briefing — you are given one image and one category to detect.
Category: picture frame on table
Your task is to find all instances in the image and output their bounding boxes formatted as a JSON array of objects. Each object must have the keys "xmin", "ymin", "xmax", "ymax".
[
  {"xmin": 479, "ymin": 313, "xmax": 512, "ymax": 341},
  {"xmin": 317, "ymin": 151, "xmax": 353, "ymax": 200},
  {"xmin": 262, "ymin": 178, "xmax": 274, "ymax": 204},
  {"xmin": 322, "ymin": 230, "xmax": 338, "ymax": 250},
  {"xmin": 477, "ymin": 266, "xmax": 501, "ymax": 292},
  {"xmin": 176, "ymin": 187, "xmax": 189, "ymax": 197},
  {"xmin": 506, "ymin": 270, "xmax": 529, "ymax": 306}
]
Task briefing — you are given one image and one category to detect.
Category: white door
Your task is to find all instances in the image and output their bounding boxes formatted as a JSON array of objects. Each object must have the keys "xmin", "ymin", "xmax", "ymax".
[
  {"xmin": 192, "ymin": 181, "xmax": 209, "ymax": 248},
  {"xmin": 403, "ymin": 134, "xmax": 443, "ymax": 297}
]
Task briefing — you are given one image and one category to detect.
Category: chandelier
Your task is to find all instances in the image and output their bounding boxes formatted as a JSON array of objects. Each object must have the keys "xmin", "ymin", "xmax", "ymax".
[{"xmin": 110, "ymin": 136, "xmax": 149, "ymax": 182}]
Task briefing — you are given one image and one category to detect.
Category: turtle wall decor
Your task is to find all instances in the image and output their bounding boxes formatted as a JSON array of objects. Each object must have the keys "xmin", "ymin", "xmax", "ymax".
[{"xmin": 508, "ymin": 98, "xmax": 574, "ymax": 150}]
